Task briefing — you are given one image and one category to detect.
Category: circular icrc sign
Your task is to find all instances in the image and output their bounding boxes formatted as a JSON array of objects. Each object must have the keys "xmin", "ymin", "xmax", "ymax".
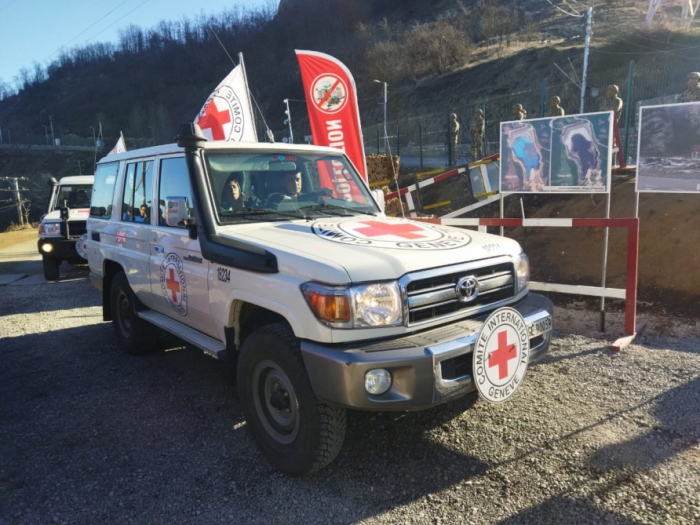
[
  {"xmin": 159, "ymin": 253, "xmax": 188, "ymax": 316},
  {"xmin": 75, "ymin": 233, "xmax": 89, "ymax": 260},
  {"xmin": 311, "ymin": 218, "xmax": 471, "ymax": 250},
  {"xmin": 310, "ymin": 73, "xmax": 348, "ymax": 114},
  {"xmin": 473, "ymin": 307, "xmax": 530, "ymax": 403}
]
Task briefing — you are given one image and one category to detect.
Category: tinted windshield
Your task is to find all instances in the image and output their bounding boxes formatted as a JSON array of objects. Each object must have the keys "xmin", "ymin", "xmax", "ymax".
[
  {"xmin": 204, "ymin": 152, "xmax": 378, "ymax": 223},
  {"xmin": 53, "ymin": 184, "xmax": 93, "ymax": 211}
]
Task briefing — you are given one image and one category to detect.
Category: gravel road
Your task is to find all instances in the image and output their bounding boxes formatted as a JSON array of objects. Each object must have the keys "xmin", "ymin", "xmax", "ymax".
[{"xmin": 1, "ymin": 267, "xmax": 699, "ymax": 524}]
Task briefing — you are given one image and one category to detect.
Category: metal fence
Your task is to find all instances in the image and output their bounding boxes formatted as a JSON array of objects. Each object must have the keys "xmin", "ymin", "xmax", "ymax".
[{"xmin": 363, "ymin": 58, "xmax": 694, "ymax": 169}]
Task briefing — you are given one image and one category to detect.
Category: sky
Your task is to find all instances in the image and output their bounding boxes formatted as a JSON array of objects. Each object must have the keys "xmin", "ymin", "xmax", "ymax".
[{"xmin": 0, "ymin": 0, "xmax": 275, "ymax": 86}]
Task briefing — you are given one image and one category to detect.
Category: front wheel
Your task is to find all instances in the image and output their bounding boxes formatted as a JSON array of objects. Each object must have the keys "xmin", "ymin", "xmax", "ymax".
[
  {"xmin": 109, "ymin": 272, "xmax": 157, "ymax": 355},
  {"xmin": 237, "ymin": 323, "xmax": 346, "ymax": 475},
  {"xmin": 42, "ymin": 255, "xmax": 60, "ymax": 281}
]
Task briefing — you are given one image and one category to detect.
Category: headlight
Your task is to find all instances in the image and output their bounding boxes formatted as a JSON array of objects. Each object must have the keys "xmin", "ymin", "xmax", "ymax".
[
  {"xmin": 301, "ymin": 281, "xmax": 403, "ymax": 328},
  {"xmin": 39, "ymin": 223, "xmax": 62, "ymax": 237},
  {"xmin": 351, "ymin": 282, "xmax": 402, "ymax": 327},
  {"xmin": 514, "ymin": 252, "xmax": 530, "ymax": 292}
]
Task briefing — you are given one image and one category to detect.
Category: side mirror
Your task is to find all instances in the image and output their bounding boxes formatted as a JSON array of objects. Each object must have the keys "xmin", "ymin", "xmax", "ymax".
[
  {"xmin": 186, "ymin": 217, "xmax": 198, "ymax": 240},
  {"xmin": 165, "ymin": 196, "xmax": 188, "ymax": 227},
  {"xmin": 371, "ymin": 189, "xmax": 386, "ymax": 214}
]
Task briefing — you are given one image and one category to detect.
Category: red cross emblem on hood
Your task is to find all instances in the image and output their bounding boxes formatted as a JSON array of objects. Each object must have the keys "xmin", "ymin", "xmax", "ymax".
[{"xmin": 354, "ymin": 221, "xmax": 427, "ymax": 240}]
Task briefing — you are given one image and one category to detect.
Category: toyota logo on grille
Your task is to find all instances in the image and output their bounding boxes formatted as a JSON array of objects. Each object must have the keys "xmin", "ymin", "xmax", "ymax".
[{"xmin": 455, "ymin": 276, "xmax": 479, "ymax": 303}]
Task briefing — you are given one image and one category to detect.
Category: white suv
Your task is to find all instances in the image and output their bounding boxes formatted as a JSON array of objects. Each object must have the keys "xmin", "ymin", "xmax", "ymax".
[
  {"xmin": 86, "ymin": 124, "xmax": 553, "ymax": 475},
  {"xmin": 38, "ymin": 175, "xmax": 94, "ymax": 280}
]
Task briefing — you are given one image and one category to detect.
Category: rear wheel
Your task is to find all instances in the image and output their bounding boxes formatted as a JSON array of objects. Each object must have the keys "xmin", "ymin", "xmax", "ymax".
[
  {"xmin": 110, "ymin": 272, "xmax": 157, "ymax": 355},
  {"xmin": 237, "ymin": 323, "xmax": 346, "ymax": 475},
  {"xmin": 42, "ymin": 256, "xmax": 60, "ymax": 281}
]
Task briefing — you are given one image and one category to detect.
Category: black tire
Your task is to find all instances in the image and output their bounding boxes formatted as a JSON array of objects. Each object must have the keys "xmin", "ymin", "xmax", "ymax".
[
  {"xmin": 42, "ymin": 255, "xmax": 60, "ymax": 281},
  {"xmin": 110, "ymin": 272, "xmax": 157, "ymax": 355},
  {"xmin": 236, "ymin": 323, "xmax": 346, "ymax": 476}
]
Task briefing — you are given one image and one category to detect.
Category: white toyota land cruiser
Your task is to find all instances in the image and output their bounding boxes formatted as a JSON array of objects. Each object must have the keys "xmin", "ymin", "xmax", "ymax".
[
  {"xmin": 87, "ymin": 123, "xmax": 553, "ymax": 475},
  {"xmin": 38, "ymin": 175, "xmax": 94, "ymax": 280}
]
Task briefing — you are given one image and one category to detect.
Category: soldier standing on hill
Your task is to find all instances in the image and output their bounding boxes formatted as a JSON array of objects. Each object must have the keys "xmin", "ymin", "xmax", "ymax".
[
  {"xmin": 548, "ymin": 96, "xmax": 565, "ymax": 117},
  {"xmin": 449, "ymin": 113, "xmax": 460, "ymax": 166},
  {"xmin": 599, "ymin": 85, "xmax": 624, "ymax": 122},
  {"xmin": 678, "ymin": 72, "xmax": 700, "ymax": 103},
  {"xmin": 512, "ymin": 104, "xmax": 527, "ymax": 121},
  {"xmin": 470, "ymin": 108, "xmax": 485, "ymax": 161}
]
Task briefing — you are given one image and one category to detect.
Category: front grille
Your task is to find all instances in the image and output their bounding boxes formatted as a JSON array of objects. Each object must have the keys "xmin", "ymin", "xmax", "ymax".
[
  {"xmin": 60, "ymin": 220, "xmax": 87, "ymax": 238},
  {"xmin": 404, "ymin": 260, "xmax": 515, "ymax": 325}
]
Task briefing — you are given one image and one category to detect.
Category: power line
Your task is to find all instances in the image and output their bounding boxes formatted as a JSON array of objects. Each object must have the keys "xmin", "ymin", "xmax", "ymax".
[
  {"xmin": 0, "ymin": 0, "xmax": 19, "ymax": 14},
  {"xmin": 545, "ymin": 0, "xmax": 584, "ymax": 18},
  {"xmin": 38, "ymin": 0, "xmax": 130, "ymax": 65},
  {"xmin": 81, "ymin": 0, "xmax": 154, "ymax": 46}
]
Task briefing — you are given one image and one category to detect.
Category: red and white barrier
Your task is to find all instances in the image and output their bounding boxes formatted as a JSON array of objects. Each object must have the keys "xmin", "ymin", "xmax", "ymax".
[
  {"xmin": 386, "ymin": 154, "xmax": 500, "ymax": 217},
  {"xmin": 415, "ymin": 217, "xmax": 641, "ymax": 344}
]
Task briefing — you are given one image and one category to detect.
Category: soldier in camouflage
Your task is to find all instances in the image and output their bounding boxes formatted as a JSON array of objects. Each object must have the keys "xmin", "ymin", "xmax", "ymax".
[
  {"xmin": 678, "ymin": 72, "xmax": 700, "ymax": 103},
  {"xmin": 548, "ymin": 96, "xmax": 565, "ymax": 117},
  {"xmin": 449, "ymin": 113, "xmax": 460, "ymax": 166},
  {"xmin": 599, "ymin": 85, "xmax": 624, "ymax": 122},
  {"xmin": 512, "ymin": 104, "xmax": 527, "ymax": 121},
  {"xmin": 470, "ymin": 108, "xmax": 485, "ymax": 161}
]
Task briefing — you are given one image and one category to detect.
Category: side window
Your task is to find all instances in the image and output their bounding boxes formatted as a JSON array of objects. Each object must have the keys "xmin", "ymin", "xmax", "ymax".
[
  {"xmin": 121, "ymin": 160, "xmax": 153, "ymax": 223},
  {"xmin": 469, "ymin": 166, "xmax": 486, "ymax": 197},
  {"xmin": 90, "ymin": 162, "xmax": 119, "ymax": 218},
  {"xmin": 158, "ymin": 157, "xmax": 194, "ymax": 228},
  {"xmin": 485, "ymin": 162, "xmax": 500, "ymax": 194}
]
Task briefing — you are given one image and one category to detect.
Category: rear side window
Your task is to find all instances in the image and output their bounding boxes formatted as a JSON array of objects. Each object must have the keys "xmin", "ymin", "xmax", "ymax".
[
  {"xmin": 121, "ymin": 160, "xmax": 154, "ymax": 223},
  {"xmin": 158, "ymin": 157, "xmax": 194, "ymax": 228},
  {"xmin": 90, "ymin": 162, "xmax": 118, "ymax": 218}
]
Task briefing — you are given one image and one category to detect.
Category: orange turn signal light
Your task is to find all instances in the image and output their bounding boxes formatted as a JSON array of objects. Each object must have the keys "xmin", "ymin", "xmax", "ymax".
[{"xmin": 303, "ymin": 286, "xmax": 351, "ymax": 322}]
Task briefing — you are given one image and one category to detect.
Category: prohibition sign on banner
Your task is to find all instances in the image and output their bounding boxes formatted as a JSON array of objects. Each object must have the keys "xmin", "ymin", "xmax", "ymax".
[{"xmin": 473, "ymin": 307, "xmax": 530, "ymax": 403}]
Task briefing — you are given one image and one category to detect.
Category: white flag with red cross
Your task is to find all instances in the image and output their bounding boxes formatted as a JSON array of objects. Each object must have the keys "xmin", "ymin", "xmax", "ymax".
[{"xmin": 194, "ymin": 64, "xmax": 258, "ymax": 143}]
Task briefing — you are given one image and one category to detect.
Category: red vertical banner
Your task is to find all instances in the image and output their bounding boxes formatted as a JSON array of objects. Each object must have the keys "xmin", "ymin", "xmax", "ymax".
[{"xmin": 295, "ymin": 50, "xmax": 367, "ymax": 181}]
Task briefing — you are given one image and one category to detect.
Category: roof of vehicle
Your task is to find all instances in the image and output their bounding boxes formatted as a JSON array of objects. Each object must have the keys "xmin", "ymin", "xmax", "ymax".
[
  {"xmin": 97, "ymin": 141, "xmax": 346, "ymax": 164},
  {"xmin": 58, "ymin": 175, "xmax": 95, "ymax": 185}
]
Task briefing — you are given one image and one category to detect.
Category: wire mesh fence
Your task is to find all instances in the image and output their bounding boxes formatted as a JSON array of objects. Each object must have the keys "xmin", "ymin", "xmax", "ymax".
[{"xmin": 363, "ymin": 58, "xmax": 694, "ymax": 169}]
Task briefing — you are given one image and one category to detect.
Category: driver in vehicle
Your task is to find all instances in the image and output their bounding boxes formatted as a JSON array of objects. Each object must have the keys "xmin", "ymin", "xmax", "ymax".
[
  {"xmin": 72, "ymin": 189, "xmax": 90, "ymax": 207},
  {"xmin": 265, "ymin": 171, "xmax": 332, "ymax": 208}
]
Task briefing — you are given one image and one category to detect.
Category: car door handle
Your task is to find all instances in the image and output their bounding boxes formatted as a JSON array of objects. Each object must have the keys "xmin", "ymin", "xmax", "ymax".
[{"xmin": 154, "ymin": 246, "xmax": 164, "ymax": 253}]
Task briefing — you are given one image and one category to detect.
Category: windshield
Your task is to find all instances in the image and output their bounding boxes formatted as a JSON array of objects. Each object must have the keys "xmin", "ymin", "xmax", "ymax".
[
  {"xmin": 204, "ymin": 152, "xmax": 378, "ymax": 223},
  {"xmin": 53, "ymin": 184, "xmax": 93, "ymax": 211}
]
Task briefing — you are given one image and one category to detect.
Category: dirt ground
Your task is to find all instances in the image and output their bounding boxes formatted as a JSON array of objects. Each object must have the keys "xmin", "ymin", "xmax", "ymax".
[{"xmin": 0, "ymin": 228, "xmax": 37, "ymax": 250}]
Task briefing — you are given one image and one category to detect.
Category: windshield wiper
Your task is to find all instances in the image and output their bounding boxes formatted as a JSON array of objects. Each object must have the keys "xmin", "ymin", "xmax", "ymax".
[
  {"xmin": 221, "ymin": 208, "xmax": 310, "ymax": 221},
  {"xmin": 299, "ymin": 203, "xmax": 377, "ymax": 217}
]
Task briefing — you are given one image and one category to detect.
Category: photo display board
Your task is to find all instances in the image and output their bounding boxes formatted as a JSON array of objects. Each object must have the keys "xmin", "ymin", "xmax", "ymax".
[
  {"xmin": 500, "ymin": 111, "xmax": 613, "ymax": 193},
  {"xmin": 637, "ymin": 101, "xmax": 700, "ymax": 193}
]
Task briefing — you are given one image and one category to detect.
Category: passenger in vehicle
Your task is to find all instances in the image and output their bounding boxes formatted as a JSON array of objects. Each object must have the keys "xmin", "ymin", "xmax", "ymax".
[
  {"xmin": 220, "ymin": 172, "xmax": 258, "ymax": 212},
  {"xmin": 135, "ymin": 205, "xmax": 149, "ymax": 223}
]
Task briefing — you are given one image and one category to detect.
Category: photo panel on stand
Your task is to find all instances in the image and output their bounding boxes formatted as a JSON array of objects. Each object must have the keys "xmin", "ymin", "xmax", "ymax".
[
  {"xmin": 637, "ymin": 101, "xmax": 700, "ymax": 193},
  {"xmin": 500, "ymin": 112, "xmax": 613, "ymax": 194}
]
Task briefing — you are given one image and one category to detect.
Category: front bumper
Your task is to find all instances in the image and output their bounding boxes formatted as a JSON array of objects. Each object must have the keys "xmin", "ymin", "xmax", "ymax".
[
  {"xmin": 37, "ymin": 238, "xmax": 79, "ymax": 259},
  {"xmin": 300, "ymin": 293, "xmax": 553, "ymax": 411}
]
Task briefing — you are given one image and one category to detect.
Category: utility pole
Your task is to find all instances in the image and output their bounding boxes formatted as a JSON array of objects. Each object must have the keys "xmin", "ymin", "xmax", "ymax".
[
  {"xmin": 283, "ymin": 99, "xmax": 294, "ymax": 144},
  {"xmin": 579, "ymin": 6, "xmax": 593, "ymax": 114},
  {"xmin": 77, "ymin": 160, "xmax": 82, "ymax": 175},
  {"xmin": 90, "ymin": 126, "xmax": 96, "ymax": 145},
  {"xmin": 374, "ymin": 80, "xmax": 388, "ymax": 153},
  {"xmin": 49, "ymin": 115, "xmax": 55, "ymax": 146},
  {"xmin": 43, "ymin": 125, "xmax": 49, "ymax": 145},
  {"xmin": 12, "ymin": 178, "xmax": 23, "ymax": 226}
]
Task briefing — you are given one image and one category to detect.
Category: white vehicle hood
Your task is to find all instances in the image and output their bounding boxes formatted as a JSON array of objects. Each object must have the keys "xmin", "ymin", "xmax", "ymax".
[
  {"xmin": 41, "ymin": 208, "xmax": 90, "ymax": 222},
  {"xmin": 220, "ymin": 216, "xmax": 522, "ymax": 283}
]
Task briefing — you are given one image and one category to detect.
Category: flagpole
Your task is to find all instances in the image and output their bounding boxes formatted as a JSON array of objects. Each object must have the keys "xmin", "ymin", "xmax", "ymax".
[{"xmin": 238, "ymin": 52, "xmax": 259, "ymax": 140}]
